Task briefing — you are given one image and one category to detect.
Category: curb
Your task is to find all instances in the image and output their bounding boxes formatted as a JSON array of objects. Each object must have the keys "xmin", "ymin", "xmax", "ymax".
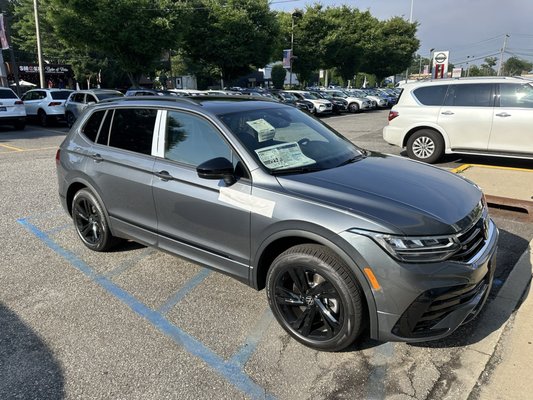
[{"xmin": 444, "ymin": 240, "xmax": 533, "ymax": 399}]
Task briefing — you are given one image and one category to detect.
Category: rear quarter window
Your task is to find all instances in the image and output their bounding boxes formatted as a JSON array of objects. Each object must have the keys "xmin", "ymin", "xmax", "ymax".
[
  {"xmin": 81, "ymin": 111, "xmax": 106, "ymax": 142},
  {"xmin": 412, "ymin": 85, "xmax": 448, "ymax": 106}
]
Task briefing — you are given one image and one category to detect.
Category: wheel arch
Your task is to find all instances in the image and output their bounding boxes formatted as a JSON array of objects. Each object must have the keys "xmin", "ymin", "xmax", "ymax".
[{"xmin": 251, "ymin": 229, "xmax": 378, "ymax": 338}]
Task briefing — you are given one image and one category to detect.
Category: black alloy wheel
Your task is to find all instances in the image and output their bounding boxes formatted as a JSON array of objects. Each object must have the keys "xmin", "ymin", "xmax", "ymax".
[
  {"xmin": 267, "ymin": 244, "xmax": 363, "ymax": 351},
  {"xmin": 72, "ymin": 189, "xmax": 118, "ymax": 251}
]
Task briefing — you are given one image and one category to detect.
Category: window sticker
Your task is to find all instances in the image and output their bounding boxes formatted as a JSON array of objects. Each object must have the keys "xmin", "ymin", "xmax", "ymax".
[
  {"xmin": 255, "ymin": 142, "xmax": 316, "ymax": 170},
  {"xmin": 246, "ymin": 118, "xmax": 276, "ymax": 142}
]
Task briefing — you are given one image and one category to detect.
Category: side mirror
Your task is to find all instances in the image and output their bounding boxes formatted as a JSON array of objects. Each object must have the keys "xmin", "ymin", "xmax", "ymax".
[{"xmin": 197, "ymin": 157, "xmax": 236, "ymax": 186}]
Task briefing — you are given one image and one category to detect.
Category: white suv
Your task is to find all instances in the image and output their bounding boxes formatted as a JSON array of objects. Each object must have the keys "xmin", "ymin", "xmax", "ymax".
[
  {"xmin": 0, "ymin": 87, "xmax": 26, "ymax": 130},
  {"xmin": 383, "ymin": 77, "xmax": 533, "ymax": 163},
  {"xmin": 21, "ymin": 88, "xmax": 73, "ymax": 126}
]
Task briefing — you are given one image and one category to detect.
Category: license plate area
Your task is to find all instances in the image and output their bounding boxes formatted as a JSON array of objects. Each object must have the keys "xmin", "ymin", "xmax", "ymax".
[{"xmin": 0, "ymin": 107, "xmax": 7, "ymax": 111}]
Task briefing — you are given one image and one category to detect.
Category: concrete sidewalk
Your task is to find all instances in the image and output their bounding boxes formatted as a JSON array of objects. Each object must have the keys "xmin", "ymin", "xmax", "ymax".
[{"xmin": 452, "ymin": 164, "xmax": 533, "ymax": 400}]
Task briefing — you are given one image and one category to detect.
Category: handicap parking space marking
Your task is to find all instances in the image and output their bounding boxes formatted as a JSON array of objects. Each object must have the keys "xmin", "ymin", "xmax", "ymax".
[{"xmin": 17, "ymin": 216, "xmax": 277, "ymax": 400}]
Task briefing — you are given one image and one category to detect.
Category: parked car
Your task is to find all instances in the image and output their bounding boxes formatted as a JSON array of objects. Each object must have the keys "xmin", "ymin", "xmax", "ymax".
[
  {"xmin": 57, "ymin": 96, "xmax": 498, "ymax": 351},
  {"xmin": 312, "ymin": 91, "xmax": 348, "ymax": 114},
  {"xmin": 285, "ymin": 90, "xmax": 333, "ymax": 115},
  {"xmin": 0, "ymin": 87, "xmax": 26, "ymax": 130},
  {"xmin": 325, "ymin": 90, "xmax": 372, "ymax": 113},
  {"xmin": 270, "ymin": 90, "xmax": 314, "ymax": 113},
  {"xmin": 383, "ymin": 76, "xmax": 533, "ymax": 163},
  {"xmin": 359, "ymin": 89, "xmax": 390, "ymax": 108},
  {"xmin": 64, "ymin": 89, "xmax": 124, "ymax": 127},
  {"xmin": 21, "ymin": 88, "xmax": 73, "ymax": 126}
]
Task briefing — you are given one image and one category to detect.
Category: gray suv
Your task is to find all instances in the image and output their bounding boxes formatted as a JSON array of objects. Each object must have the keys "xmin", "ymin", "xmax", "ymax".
[{"xmin": 56, "ymin": 97, "xmax": 498, "ymax": 351}]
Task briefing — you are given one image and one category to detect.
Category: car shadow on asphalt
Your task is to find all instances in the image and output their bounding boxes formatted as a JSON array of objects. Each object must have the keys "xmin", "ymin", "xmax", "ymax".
[{"xmin": 0, "ymin": 302, "xmax": 65, "ymax": 399}]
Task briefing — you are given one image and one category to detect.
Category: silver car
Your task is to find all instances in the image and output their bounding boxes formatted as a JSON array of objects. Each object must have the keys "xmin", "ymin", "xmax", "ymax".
[
  {"xmin": 56, "ymin": 97, "xmax": 498, "ymax": 351},
  {"xmin": 64, "ymin": 89, "xmax": 123, "ymax": 127}
]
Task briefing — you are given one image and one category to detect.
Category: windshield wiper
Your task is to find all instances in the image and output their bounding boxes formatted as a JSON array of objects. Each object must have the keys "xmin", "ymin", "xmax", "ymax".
[
  {"xmin": 336, "ymin": 154, "xmax": 364, "ymax": 167},
  {"xmin": 271, "ymin": 165, "xmax": 324, "ymax": 175}
]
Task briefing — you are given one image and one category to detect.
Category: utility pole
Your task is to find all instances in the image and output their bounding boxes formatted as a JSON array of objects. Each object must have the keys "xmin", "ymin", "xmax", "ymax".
[
  {"xmin": 33, "ymin": 0, "xmax": 45, "ymax": 88},
  {"xmin": 498, "ymin": 34, "xmax": 509, "ymax": 76}
]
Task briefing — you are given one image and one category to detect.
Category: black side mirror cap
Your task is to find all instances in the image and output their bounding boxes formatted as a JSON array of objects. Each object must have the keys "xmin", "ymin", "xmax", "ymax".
[{"xmin": 196, "ymin": 157, "xmax": 236, "ymax": 186}]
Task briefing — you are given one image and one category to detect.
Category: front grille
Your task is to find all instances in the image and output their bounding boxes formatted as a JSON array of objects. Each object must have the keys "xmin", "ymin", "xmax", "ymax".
[
  {"xmin": 451, "ymin": 216, "xmax": 488, "ymax": 262},
  {"xmin": 392, "ymin": 271, "xmax": 490, "ymax": 338}
]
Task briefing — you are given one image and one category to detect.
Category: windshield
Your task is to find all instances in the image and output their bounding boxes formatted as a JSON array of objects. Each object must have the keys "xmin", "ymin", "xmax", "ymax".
[
  {"xmin": 329, "ymin": 91, "xmax": 347, "ymax": 98},
  {"xmin": 218, "ymin": 106, "xmax": 363, "ymax": 174},
  {"xmin": 301, "ymin": 92, "xmax": 319, "ymax": 100}
]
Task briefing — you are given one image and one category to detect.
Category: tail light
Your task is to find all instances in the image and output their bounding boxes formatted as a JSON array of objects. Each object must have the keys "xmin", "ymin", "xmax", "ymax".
[
  {"xmin": 388, "ymin": 110, "xmax": 399, "ymax": 122},
  {"xmin": 55, "ymin": 149, "xmax": 60, "ymax": 166},
  {"xmin": 15, "ymin": 100, "xmax": 23, "ymax": 105},
  {"xmin": 48, "ymin": 101, "xmax": 62, "ymax": 106}
]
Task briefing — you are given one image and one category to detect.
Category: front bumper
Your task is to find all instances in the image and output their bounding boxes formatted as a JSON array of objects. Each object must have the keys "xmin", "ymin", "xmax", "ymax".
[{"xmin": 341, "ymin": 218, "xmax": 499, "ymax": 342}]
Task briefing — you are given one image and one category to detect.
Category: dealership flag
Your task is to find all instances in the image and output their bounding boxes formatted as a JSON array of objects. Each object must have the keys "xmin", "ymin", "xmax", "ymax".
[
  {"xmin": 0, "ymin": 15, "xmax": 9, "ymax": 50},
  {"xmin": 282, "ymin": 49, "xmax": 292, "ymax": 69}
]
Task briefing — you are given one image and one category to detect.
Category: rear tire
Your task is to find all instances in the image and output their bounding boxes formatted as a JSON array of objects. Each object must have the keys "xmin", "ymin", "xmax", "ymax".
[
  {"xmin": 406, "ymin": 129, "xmax": 444, "ymax": 164},
  {"xmin": 38, "ymin": 109, "xmax": 48, "ymax": 127},
  {"xmin": 72, "ymin": 189, "xmax": 119, "ymax": 252},
  {"xmin": 266, "ymin": 244, "xmax": 364, "ymax": 351}
]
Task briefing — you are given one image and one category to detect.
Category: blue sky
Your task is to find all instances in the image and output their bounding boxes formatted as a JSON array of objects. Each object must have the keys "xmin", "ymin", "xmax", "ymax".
[{"xmin": 271, "ymin": 0, "xmax": 533, "ymax": 68}]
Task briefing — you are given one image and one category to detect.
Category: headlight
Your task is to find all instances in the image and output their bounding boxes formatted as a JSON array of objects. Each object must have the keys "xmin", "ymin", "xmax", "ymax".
[{"xmin": 350, "ymin": 229, "xmax": 461, "ymax": 263}]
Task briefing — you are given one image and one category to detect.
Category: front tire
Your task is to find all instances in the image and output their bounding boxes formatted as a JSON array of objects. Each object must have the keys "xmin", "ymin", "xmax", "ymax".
[
  {"xmin": 406, "ymin": 129, "xmax": 444, "ymax": 163},
  {"xmin": 348, "ymin": 102, "xmax": 359, "ymax": 113},
  {"xmin": 266, "ymin": 244, "xmax": 363, "ymax": 351},
  {"xmin": 72, "ymin": 189, "xmax": 118, "ymax": 252},
  {"xmin": 66, "ymin": 112, "xmax": 75, "ymax": 128}
]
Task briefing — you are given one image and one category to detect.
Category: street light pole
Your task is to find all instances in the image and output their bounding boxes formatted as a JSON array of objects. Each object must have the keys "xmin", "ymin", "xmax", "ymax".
[
  {"xmin": 33, "ymin": 0, "xmax": 45, "ymax": 88},
  {"xmin": 289, "ymin": 10, "xmax": 302, "ymax": 88}
]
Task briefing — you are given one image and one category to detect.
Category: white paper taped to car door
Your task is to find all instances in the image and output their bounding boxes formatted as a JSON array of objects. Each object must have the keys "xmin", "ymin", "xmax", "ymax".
[{"xmin": 218, "ymin": 187, "xmax": 275, "ymax": 218}]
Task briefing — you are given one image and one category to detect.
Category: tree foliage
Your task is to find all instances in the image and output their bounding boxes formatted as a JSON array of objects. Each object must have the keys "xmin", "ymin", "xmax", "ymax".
[
  {"xmin": 503, "ymin": 56, "xmax": 533, "ymax": 76},
  {"xmin": 181, "ymin": 0, "xmax": 278, "ymax": 85},
  {"xmin": 45, "ymin": 0, "xmax": 185, "ymax": 86},
  {"xmin": 270, "ymin": 63, "xmax": 286, "ymax": 89}
]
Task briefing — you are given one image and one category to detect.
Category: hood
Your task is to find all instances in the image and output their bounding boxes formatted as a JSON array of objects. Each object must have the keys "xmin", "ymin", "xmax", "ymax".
[
  {"xmin": 276, "ymin": 153, "xmax": 482, "ymax": 235},
  {"xmin": 311, "ymin": 99, "xmax": 331, "ymax": 105}
]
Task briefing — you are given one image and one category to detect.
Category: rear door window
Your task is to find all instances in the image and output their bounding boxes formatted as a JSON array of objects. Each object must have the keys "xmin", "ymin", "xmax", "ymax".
[
  {"xmin": 108, "ymin": 108, "xmax": 157, "ymax": 155},
  {"xmin": 444, "ymin": 83, "xmax": 495, "ymax": 107},
  {"xmin": 412, "ymin": 85, "xmax": 448, "ymax": 106}
]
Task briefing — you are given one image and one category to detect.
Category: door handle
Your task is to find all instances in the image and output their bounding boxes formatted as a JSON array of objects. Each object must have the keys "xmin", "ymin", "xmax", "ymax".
[
  {"xmin": 155, "ymin": 170, "xmax": 174, "ymax": 181},
  {"xmin": 495, "ymin": 112, "xmax": 511, "ymax": 117},
  {"xmin": 91, "ymin": 153, "xmax": 104, "ymax": 162},
  {"xmin": 441, "ymin": 111, "xmax": 454, "ymax": 115}
]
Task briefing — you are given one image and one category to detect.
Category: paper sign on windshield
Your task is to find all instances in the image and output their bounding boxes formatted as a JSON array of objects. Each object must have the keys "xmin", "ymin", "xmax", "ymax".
[
  {"xmin": 255, "ymin": 142, "xmax": 316, "ymax": 170},
  {"xmin": 246, "ymin": 118, "xmax": 276, "ymax": 142}
]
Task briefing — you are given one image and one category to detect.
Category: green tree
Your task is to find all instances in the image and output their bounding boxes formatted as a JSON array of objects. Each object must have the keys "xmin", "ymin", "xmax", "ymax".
[
  {"xmin": 321, "ymin": 7, "xmax": 375, "ymax": 83},
  {"xmin": 181, "ymin": 0, "xmax": 278, "ymax": 86},
  {"xmin": 46, "ymin": 0, "xmax": 185, "ymax": 86},
  {"xmin": 480, "ymin": 57, "xmax": 497, "ymax": 76},
  {"xmin": 503, "ymin": 56, "xmax": 533, "ymax": 76},
  {"xmin": 270, "ymin": 63, "xmax": 286, "ymax": 89},
  {"xmin": 361, "ymin": 17, "xmax": 419, "ymax": 83}
]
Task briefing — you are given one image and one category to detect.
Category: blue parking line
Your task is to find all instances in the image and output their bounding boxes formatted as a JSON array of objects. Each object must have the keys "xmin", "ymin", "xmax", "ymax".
[
  {"xmin": 17, "ymin": 218, "xmax": 276, "ymax": 400},
  {"xmin": 157, "ymin": 268, "xmax": 212, "ymax": 315},
  {"xmin": 229, "ymin": 308, "xmax": 274, "ymax": 367}
]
